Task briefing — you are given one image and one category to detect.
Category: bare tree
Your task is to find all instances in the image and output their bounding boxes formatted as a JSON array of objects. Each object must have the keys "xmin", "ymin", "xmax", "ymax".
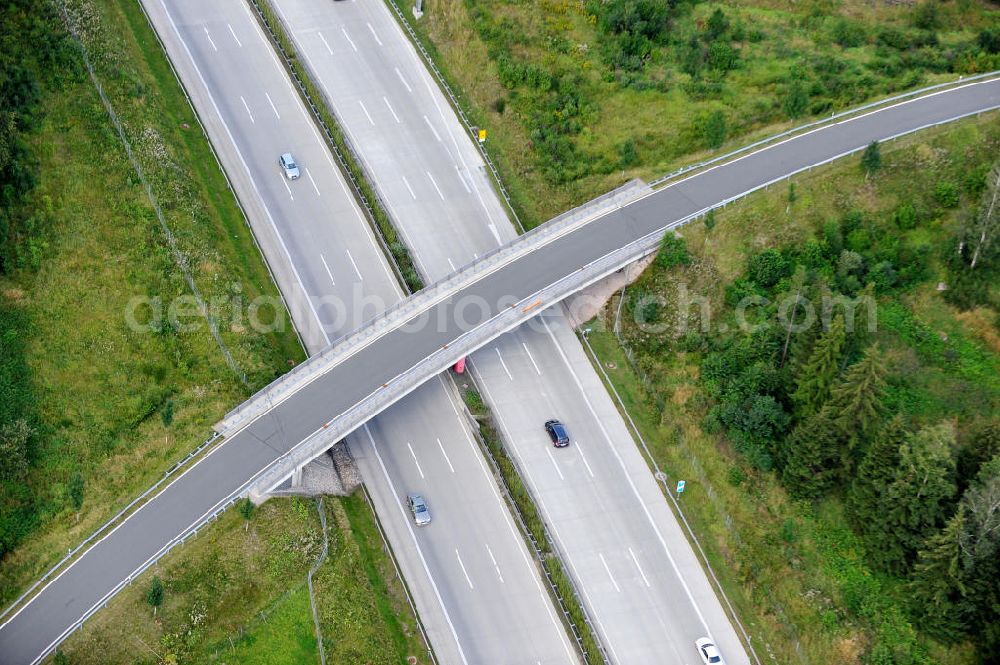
[{"xmin": 967, "ymin": 162, "xmax": 1000, "ymax": 269}]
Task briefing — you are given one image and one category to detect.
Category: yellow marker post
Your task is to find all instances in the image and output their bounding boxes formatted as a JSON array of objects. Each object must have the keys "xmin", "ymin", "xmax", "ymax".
[{"xmin": 478, "ymin": 129, "xmax": 487, "ymax": 143}]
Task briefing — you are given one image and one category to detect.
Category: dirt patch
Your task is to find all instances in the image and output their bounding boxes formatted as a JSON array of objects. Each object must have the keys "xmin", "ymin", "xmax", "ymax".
[{"xmin": 563, "ymin": 253, "xmax": 655, "ymax": 328}]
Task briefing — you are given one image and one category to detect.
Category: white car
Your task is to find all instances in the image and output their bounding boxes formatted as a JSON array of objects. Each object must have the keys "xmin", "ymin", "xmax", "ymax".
[
  {"xmin": 279, "ymin": 152, "xmax": 300, "ymax": 180},
  {"xmin": 696, "ymin": 637, "xmax": 725, "ymax": 665}
]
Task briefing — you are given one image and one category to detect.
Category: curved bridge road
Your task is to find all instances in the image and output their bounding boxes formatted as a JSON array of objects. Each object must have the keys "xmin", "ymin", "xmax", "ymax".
[{"xmin": 2, "ymin": 78, "xmax": 997, "ymax": 664}]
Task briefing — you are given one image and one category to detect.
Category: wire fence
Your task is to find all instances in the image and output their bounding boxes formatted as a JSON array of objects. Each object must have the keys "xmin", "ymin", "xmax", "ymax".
[
  {"xmin": 578, "ymin": 332, "xmax": 764, "ymax": 665},
  {"xmin": 648, "ymin": 70, "xmax": 1000, "ymax": 191},
  {"xmin": 307, "ymin": 498, "xmax": 329, "ymax": 665}
]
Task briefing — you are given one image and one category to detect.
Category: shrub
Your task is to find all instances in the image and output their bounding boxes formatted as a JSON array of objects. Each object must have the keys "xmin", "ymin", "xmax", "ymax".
[
  {"xmin": 980, "ymin": 28, "xmax": 1000, "ymax": 54},
  {"xmin": 784, "ymin": 79, "xmax": 809, "ymax": 119},
  {"xmin": 656, "ymin": 233, "xmax": 690, "ymax": 269},
  {"xmin": 893, "ymin": 202, "xmax": 918, "ymax": 229},
  {"xmin": 747, "ymin": 248, "xmax": 789, "ymax": 287},
  {"xmin": 831, "ymin": 18, "xmax": 867, "ymax": 48},
  {"xmin": 703, "ymin": 109, "xmax": 728, "ymax": 149},
  {"xmin": 933, "ymin": 181, "xmax": 959, "ymax": 208},
  {"xmin": 707, "ymin": 41, "xmax": 738, "ymax": 72}
]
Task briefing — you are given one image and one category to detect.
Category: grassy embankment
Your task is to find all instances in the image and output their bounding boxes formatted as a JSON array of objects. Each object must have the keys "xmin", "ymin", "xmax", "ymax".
[
  {"xmin": 3, "ymin": 1, "xmax": 426, "ymax": 662},
  {"xmin": 389, "ymin": 0, "xmax": 999, "ymax": 227},
  {"xmin": 55, "ymin": 493, "xmax": 428, "ymax": 664},
  {"xmin": 583, "ymin": 116, "xmax": 999, "ymax": 664},
  {"xmin": 1, "ymin": 0, "xmax": 300, "ymax": 606}
]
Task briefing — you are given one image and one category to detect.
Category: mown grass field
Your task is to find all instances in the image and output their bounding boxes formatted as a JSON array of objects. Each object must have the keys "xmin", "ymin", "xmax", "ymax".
[
  {"xmin": 390, "ymin": 0, "xmax": 999, "ymax": 227},
  {"xmin": 582, "ymin": 115, "xmax": 998, "ymax": 664},
  {"xmin": 0, "ymin": 0, "xmax": 307, "ymax": 606},
  {"xmin": 53, "ymin": 494, "xmax": 428, "ymax": 664}
]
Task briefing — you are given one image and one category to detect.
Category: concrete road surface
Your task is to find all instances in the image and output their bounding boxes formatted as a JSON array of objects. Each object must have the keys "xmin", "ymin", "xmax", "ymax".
[
  {"xmin": 1, "ymin": 2, "xmax": 995, "ymax": 661},
  {"xmin": 0, "ymin": 0, "xmax": 576, "ymax": 663},
  {"xmin": 265, "ymin": 1, "xmax": 999, "ymax": 663}
]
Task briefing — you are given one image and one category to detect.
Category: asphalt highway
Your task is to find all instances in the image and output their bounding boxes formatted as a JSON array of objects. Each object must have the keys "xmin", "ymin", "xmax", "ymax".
[
  {"xmin": 265, "ymin": 2, "xmax": 998, "ymax": 664},
  {"xmin": 0, "ymin": 0, "xmax": 573, "ymax": 663},
  {"xmin": 270, "ymin": 0, "xmax": 745, "ymax": 661},
  {"xmin": 1, "ymin": 5, "xmax": 996, "ymax": 662}
]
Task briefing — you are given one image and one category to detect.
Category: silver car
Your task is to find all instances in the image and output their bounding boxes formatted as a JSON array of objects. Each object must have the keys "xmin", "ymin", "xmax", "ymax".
[
  {"xmin": 279, "ymin": 152, "xmax": 300, "ymax": 180},
  {"xmin": 407, "ymin": 493, "xmax": 431, "ymax": 526}
]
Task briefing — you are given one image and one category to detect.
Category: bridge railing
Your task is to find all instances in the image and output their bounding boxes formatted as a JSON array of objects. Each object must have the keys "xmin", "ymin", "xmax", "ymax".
[{"xmin": 216, "ymin": 179, "xmax": 650, "ymax": 438}]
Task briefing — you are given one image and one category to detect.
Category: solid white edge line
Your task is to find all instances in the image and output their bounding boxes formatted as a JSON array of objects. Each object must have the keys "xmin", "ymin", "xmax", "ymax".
[
  {"xmin": 437, "ymin": 376, "xmax": 578, "ymax": 663},
  {"xmin": 469, "ymin": 364, "xmax": 619, "ymax": 663},
  {"xmin": 364, "ymin": 424, "xmax": 470, "ymax": 665},
  {"xmin": 539, "ymin": 315, "xmax": 712, "ymax": 634}
]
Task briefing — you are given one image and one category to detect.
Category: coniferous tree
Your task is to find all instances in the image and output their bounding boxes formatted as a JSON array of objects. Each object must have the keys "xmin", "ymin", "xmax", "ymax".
[
  {"xmin": 147, "ymin": 576, "xmax": 164, "ymax": 616},
  {"xmin": 791, "ymin": 314, "xmax": 845, "ymax": 417},
  {"xmin": 829, "ymin": 343, "xmax": 888, "ymax": 448},
  {"xmin": 868, "ymin": 422, "xmax": 957, "ymax": 573},
  {"xmin": 781, "ymin": 408, "xmax": 842, "ymax": 498},
  {"xmin": 909, "ymin": 505, "xmax": 971, "ymax": 643},
  {"xmin": 959, "ymin": 461, "xmax": 1000, "ymax": 658},
  {"xmin": 846, "ymin": 415, "xmax": 907, "ymax": 532},
  {"xmin": 861, "ymin": 140, "xmax": 882, "ymax": 177}
]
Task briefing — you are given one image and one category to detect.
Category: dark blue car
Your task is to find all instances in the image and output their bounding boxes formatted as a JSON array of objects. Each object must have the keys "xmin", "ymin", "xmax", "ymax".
[{"xmin": 544, "ymin": 420, "xmax": 570, "ymax": 448}]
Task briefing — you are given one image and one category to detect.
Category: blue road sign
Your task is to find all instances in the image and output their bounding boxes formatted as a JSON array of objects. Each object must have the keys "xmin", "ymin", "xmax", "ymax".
[{"xmin": 676, "ymin": 480, "xmax": 686, "ymax": 494}]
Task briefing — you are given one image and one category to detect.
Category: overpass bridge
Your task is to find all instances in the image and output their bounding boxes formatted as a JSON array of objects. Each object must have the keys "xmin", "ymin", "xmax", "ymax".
[{"xmin": 1, "ymin": 75, "xmax": 998, "ymax": 665}]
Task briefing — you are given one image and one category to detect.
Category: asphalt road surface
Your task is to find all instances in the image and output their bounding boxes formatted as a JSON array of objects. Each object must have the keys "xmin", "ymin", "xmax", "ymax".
[
  {"xmin": 269, "ymin": 0, "xmax": 745, "ymax": 661},
  {"xmin": 1, "ymin": 5, "xmax": 996, "ymax": 663},
  {"xmin": 265, "ymin": 2, "xmax": 1000, "ymax": 663},
  {"xmin": 0, "ymin": 0, "xmax": 574, "ymax": 663}
]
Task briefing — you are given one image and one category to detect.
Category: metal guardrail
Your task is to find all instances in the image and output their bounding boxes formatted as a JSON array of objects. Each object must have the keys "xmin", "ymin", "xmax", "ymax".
[
  {"xmin": 245, "ymin": 199, "xmax": 679, "ymax": 495},
  {"xmin": 458, "ymin": 374, "xmax": 609, "ymax": 664},
  {"xmin": 12, "ymin": 65, "xmax": 998, "ymax": 662},
  {"xmin": 358, "ymin": 484, "xmax": 439, "ymax": 665},
  {"xmin": 216, "ymin": 71, "xmax": 1000, "ymax": 441},
  {"xmin": 383, "ymin": 0, "xmax": 526, "ymax": 234},
  {"xmin": 239, "ymin": 90, "xmax": 1000, "ymax": 495},
  {"xmin": 647, "ymin": 70, "xmax": 1000, "ymax": 191},
  {"xmin": 579, "ymin": 332, "xmax": 763, "ymax": 665},
  {"xmin": 217, "ymin": 179, "xmax": 649, "ymax": 439},
  {"xmin": 133, "ymin": 0, "xmax": 307, "ymax": 355},
  {"xmin": 0, "ymin": 432, "xmax": 221, "ymax": 626}
]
